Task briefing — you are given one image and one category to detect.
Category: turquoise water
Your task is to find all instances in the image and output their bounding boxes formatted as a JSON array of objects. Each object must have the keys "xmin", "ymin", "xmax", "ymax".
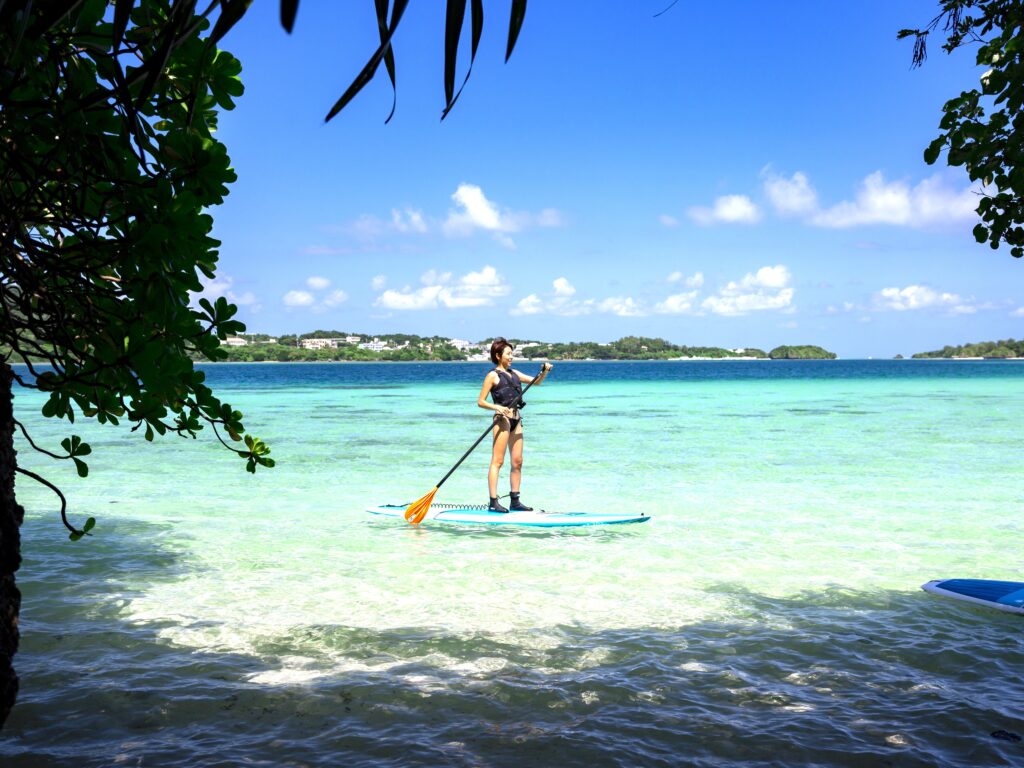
[{"xmin": 3, "ymin": 361, "xmax": 1024, "ymax": 766}]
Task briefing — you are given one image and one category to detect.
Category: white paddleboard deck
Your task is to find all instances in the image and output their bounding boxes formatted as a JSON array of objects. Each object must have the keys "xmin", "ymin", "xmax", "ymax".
[
  {"xmin": 367, "ymin": 503, "xmax": 650, "ymax": 527},
  {"xmin": 922, "ymin": 579, "xmax": 1024, "ymax": 615}
]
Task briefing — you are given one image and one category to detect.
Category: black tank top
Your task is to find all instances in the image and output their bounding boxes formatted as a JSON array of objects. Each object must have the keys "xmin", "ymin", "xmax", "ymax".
[{"xmin": 490, "ymin": 367, "xmax": 523, "ymax": 408}]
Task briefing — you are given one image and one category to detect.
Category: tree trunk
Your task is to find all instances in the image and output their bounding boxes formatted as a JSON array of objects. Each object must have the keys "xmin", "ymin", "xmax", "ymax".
[{"xmin": 0, "ymin": 363, "xmax": 23, "ymax": 728}]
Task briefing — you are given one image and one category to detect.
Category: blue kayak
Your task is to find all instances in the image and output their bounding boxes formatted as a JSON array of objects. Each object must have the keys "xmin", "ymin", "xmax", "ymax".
[
  {"xmin": 367, "ymin": 503, "xmax": 650, "ymax": 527},
  {"xmin": 922, "ymin": 579, "xmax": 1024, "ymax": 615}
]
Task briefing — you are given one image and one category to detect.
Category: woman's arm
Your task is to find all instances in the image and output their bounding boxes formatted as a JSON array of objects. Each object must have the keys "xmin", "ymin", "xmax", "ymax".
[
  {"xmin": 478, "ymin": 372, "xmax": 512, "ymax": 416},
  {"xmin": 514, "ymin": 363, "xmax": 552, "ymax": 385}
]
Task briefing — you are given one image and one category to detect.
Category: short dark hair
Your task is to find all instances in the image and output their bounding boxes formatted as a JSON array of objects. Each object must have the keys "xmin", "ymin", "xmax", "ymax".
[{"xmin": 490, "ymin": 337, "xmax": 513, "ymax": 365}]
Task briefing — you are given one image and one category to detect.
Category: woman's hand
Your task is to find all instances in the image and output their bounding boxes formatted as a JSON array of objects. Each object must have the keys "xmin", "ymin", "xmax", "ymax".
[{"xmin": 497, "ymin": 406, "xmax": 515, "ymax": 419}]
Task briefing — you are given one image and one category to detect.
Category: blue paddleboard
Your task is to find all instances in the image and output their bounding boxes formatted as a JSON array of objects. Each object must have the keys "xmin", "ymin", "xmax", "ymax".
[
  {"xmin": 367, "ymin": 504, "xmax": 650, "ymax": 527},
  {"xmin": 922, "ymin": 579, "xmax": 1024, "ymax": 615}
]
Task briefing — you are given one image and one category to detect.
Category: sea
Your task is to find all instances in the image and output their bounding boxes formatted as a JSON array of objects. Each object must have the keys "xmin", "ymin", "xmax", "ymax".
[{"xmin": 2, "ymin": 360, "xmax": 1023, "ymax": 767}]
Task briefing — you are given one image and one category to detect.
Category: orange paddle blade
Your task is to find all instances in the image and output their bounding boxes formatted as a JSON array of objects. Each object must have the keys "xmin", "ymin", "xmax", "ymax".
[{"xmin": 404, "ymin": 487, "xmax": 438, "ymax": 525}]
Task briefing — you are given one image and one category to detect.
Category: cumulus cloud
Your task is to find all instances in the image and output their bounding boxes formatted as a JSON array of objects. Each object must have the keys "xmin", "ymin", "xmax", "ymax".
[
  {"xmin": 654, "ymin": 291, "xmax": 699, "ymax": 315},
  {"xmin": 812, "ymin": 172, "xmax": 977, "ymax": 228},
  {"xmin": 687, "ymin": 195, "xmax": 761, "ymax": 225},
  {"xmin": 763, "ymin": 170, "xmax": 818, "ymax": 216},
  {"xmin": 283, "ymin": 290, "xmax": 315, "ymax": 307},
  {"xmin": 375, "ymin": 265, "xmax": 510, "ymax": 310},
  {"xmin": 391, "ymin": 208, "xmax": 428, "ymax": 233},
  {"xmin": 284, "ymin": 279, "xmax": 348, "ymax": 311},
  {"xmin": 873, "ymin": 285, "xmax": 964, "ymax": 312},
  {"xmin": 511, "ymin": 278, "xmax": 646, "ymax": 317},
  {"xmin": 668, "ymin": 271, "xmax": 704, "ymax": 288},
  {"xmin": 442, "ymin": 184, "xmax": 563, "ymax": 248},
  {"xmin": 306, "ymin": 276, "xmax": 331, "ymax": 290},
  {"xmin": 333, "ymin": 184, "xmax": 562, "ymax": 251},
  {"xmin": 598, "ymin": 297, "xmax": 644, "ymax": 317},
  {"xmin": 701, "ymin": 265, "xmax": 795, "ymax": 316},
  {"xmin": 553, "ymin": 277, "xmax": 576, "ymax": 297},
  {"xmin": 323, "ymin": 289, "xmax": 348, "ymax": 307}
]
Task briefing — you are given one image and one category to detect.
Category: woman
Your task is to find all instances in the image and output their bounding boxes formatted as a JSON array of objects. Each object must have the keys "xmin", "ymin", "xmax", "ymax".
[{"xmin": 477, "ymin": 338, "xmax": 552, "ymax": 512}]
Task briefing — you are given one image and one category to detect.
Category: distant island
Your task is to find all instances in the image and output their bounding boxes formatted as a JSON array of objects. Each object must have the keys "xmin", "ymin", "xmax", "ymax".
[
  {"xmin": 208, "ymin": 332, "xmax": 838, "ymax": 363},
  {"xmin": 913, "ymin": 338, "xmax": 1024, "ymax": 359}
]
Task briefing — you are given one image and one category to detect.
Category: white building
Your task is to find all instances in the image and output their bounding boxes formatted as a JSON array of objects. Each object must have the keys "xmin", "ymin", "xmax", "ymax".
[
  {"xmin": 224, "ymin": 336, "xmax": 248, "ymax": 347},
  {"xmin": 344, "ymin": 335, "xmax": 361, "ymax": 344},
  {"xmin": 300, "ymin": 338, "xmax": 340, "ymax": 350},
  {"xmin": 358, "ymin": 338, "xmax": 388, "ymax": 352},
  {"xmin": 449, "ymin": 338, "xmax": 473, "ymax": 351}
]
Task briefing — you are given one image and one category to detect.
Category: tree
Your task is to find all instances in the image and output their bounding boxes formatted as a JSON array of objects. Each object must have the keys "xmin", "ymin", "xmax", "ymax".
[
  {"xmin": 901, "ymin": 0, "xmax": 1024, "ymax": 257},
  {"xmin": 0, "ymin": 0, "xmax": 531, "ymax": 728}
]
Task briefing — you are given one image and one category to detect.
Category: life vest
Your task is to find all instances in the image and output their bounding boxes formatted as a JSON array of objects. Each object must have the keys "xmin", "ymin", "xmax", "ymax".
[{"xmin": 490, "ymin": 367, "xmax": 524, "ymax": 408}]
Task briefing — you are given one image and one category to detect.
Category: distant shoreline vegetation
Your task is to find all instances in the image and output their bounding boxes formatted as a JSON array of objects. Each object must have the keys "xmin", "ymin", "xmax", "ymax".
[
  {"xmin": 912, "ymin": 338, "xmax": 1024, "ymax": 359},
  {"xmin": 206, "ymin": 333, "xmax": 838, "ymax": 363}
]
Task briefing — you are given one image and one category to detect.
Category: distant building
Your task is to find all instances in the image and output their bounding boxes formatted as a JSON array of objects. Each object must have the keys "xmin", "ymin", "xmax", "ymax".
[
  {"xmin": 449, "ymin": 338, "xmax": 473, "ymax": 351},
  {"xmin": 300, "ymin": 338, "xmax": 340, "ymax": 350},
  {"xmin": 358, "ymin": 338, "xmax": 388, "ymax": 352},
  {"xmin": 344, "ymin": 335, "xmax": 361, "ymax": 344},
  {"xmin": 224, "ymin": 336, "xmax": 248, "ymax": 347}
]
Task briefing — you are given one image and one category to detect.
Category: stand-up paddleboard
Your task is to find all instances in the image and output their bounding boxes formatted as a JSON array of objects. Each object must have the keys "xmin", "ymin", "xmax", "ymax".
[
  {"xmin": 922, "ymin": 579, "xmax": 1024, "ymax": 615},
  {"xmin": 367, "ymin": 503, "xmax": 650, "ymax": 527}
]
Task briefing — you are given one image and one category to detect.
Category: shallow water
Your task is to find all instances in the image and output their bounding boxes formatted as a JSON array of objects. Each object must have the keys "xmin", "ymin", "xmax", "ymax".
[{"xmin": 3, "ymin": 361, "xmax": 1024, "ymax": 766}]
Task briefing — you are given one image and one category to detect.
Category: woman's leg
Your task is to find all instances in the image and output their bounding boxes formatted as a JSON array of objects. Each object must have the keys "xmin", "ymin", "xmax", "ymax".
[
  {"xmin": 489, "ymin": 419, "xmax": 510, "ymax": 499},
  {"xmin": 508, "ymin": 423, "xmax": 524, "ymax": 493}
]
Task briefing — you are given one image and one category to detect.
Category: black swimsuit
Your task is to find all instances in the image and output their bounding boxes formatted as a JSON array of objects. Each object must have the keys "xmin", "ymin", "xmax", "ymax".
[{"xmin": 491, "ymin": 367, "xmax": 523, "ymax": 432}]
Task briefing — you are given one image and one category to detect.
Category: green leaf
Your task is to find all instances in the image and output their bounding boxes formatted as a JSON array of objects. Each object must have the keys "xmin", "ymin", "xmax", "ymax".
[
  {"xmin": 505, "ymin": 0, "xmax": 528, "ymax": 63},
  {"xmin": 73, "ymin": 458, "xmax": 89, "ymax": 478},
  {"xmin": 69, "ymin": 531, "xmax": 83, "ymax": 542},
  {"xmin": 444, "ymin": 0, "xmax": 468, "ymax": 107},
  {"xmin": 280, "ymin": 0, "xmax": 300, "ymax": 33},
  {"xmin": 974, "ymin": 223, "xmax": 988, "ymax": 242},
  {"xmin": 325, "ymin": 0, "xmax": 410, "ymax": 122},
  {"xmin": 923, "ymin": 137, "xmax": 944, "ymax": 165},
  {"xmin": 83, "ymin": 517, "xmax": 96, "ymax": 533}
]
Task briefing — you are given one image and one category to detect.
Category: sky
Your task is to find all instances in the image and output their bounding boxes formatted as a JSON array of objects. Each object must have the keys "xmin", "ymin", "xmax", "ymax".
[{"xmin": 203, "ymin": 1, "xmax": 1023, "ymax": 358}]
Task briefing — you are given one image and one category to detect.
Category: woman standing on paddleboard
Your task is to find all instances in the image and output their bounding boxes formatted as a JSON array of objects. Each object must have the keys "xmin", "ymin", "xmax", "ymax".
[{"xmin": 477, "ymin": 338, "xmax": 552, "ymax": 512}]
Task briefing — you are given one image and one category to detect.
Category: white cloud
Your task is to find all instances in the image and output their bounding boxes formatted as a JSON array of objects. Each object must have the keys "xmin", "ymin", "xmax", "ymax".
[
  {"xmin": 391, "ymin": 208, "xmax": 428, "ymax": 233},
  {"xmin": 763, "ymin": 170, "xmax": 818, "ymax": 216},
  {"xmin": 688, "ymin": 195, "xmax": 761, "ymax": 225},
  {"xmin": 375, "ymin": 265, "xmax": 510, "ymax": 310},
  {"xmin": 283, "ymin": 290, "xmax": 315, "ymax": 307},
  {"xmin": 701, "ymin": 265, "xmax": 795, "ymax": 316},
  {"xmin": 667, "ymin": 271, "xmax": 704, "ymax": 287},
  {"xmin": 306, "ymin": 276, "xmax": 330, "ymax": 290},
  {"xmin": 598, "ymin": 297, "xmax": 644, "ymax": 317},
  {"xmin": 1013, "ymin": 307, "xmax": 1024, "ymax": 317},
  {"xmin": 553, "ymin": 277, "xmax": 576, "ymax": 297},
  {"xmin": 654, "ymin": 291, "xmax": 699, "ymax": 315},
  {"xmin": 371, "ymin": 275, "xmax": 387, "ymax": 290},
  {"xmin": 812, "ymin": 172, "xmax": 977, "ymax": 228},
  {"xmin": 376, "ymin": 286, "xmax": 444, "ymax": 311},
  {"xmin": 659, "ymin": 214, "xmax": 680, "ymax": 227},
  {"xmin": 874, "ymin": 285, "xmax": 963, "ymax": 311},
  {"xmin": 512, "ymin": 278, "xmax": 647, "ymax": 317},
  {"xmin": 284, "ymin": 281, "xmax": 348, "ymax": 311},
  {"xmin": 513, "ymin": 294, "xmax": 545, "ymax": 315},
  {"xmin": 323, "ymin": 289, "xmax": 348, "ymax": 307},
  {"xmin": 441, "ymin": 184, "xmax": 563, "ymax": 248}
]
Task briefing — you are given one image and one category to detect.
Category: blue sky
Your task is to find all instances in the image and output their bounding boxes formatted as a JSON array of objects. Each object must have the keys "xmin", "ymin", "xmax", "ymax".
[{"xmin": 204, "ymin": 1, "xmax": 1022, "ymax": 358}]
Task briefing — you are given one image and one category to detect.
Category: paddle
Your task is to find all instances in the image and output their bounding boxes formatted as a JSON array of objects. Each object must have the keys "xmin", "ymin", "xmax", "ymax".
[{"xmin": 404, "ymin": 363, "xmax": 551, "ymax": 525}]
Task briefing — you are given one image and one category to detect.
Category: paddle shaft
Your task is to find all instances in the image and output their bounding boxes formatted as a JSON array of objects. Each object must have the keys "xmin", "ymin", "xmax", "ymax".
[{"xmin": 434, "ymin": 366, "xmax": 547, "ymax": 490}]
